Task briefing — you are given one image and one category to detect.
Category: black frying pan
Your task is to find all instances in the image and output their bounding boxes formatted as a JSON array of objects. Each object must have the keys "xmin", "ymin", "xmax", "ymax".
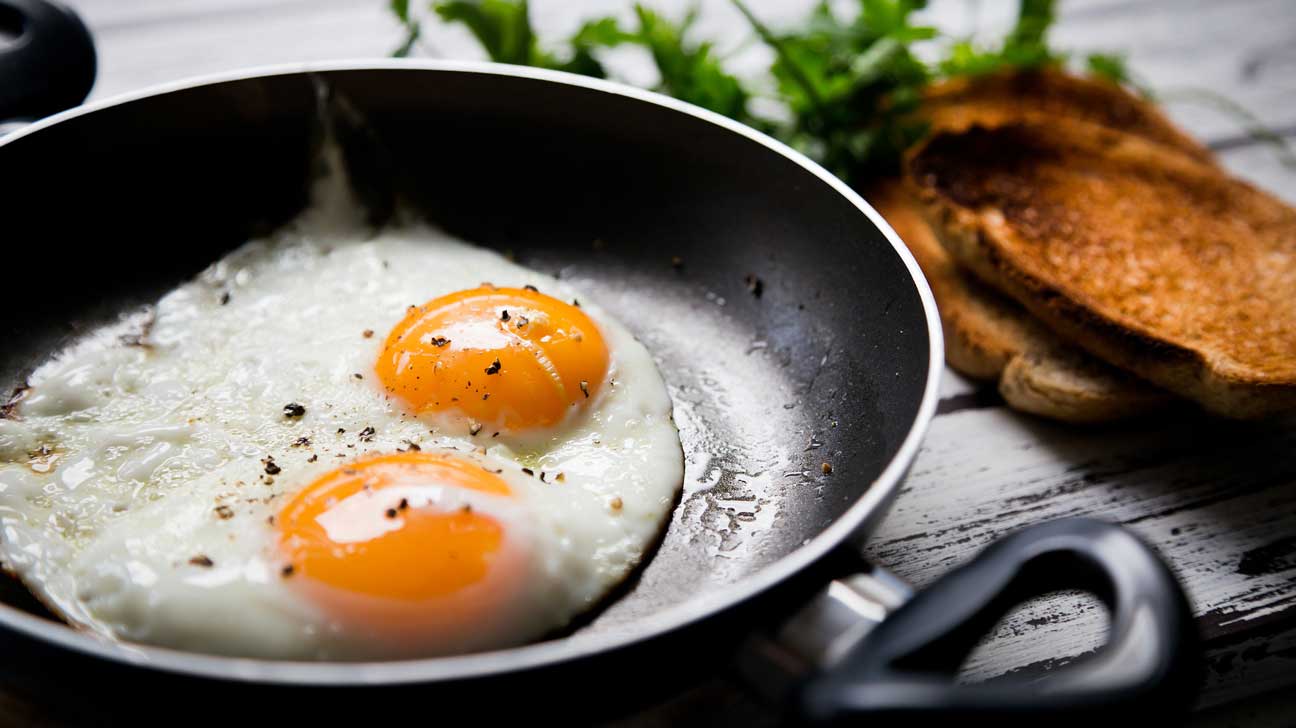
[{"xmin": 0, "ymin": 1, "xmax": 1199, "ymax": 724}]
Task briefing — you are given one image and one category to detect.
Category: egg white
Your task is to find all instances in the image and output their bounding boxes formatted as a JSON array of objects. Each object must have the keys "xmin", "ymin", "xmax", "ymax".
[{"xmin": 0, "ymin": 192, "xmax": 683, "ymax": 659}]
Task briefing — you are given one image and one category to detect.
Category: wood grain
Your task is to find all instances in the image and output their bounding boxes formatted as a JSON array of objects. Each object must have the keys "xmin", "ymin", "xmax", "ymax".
[{"xmin": 29, "ymin": 0, "xmax": 1296, "ymax": 723}]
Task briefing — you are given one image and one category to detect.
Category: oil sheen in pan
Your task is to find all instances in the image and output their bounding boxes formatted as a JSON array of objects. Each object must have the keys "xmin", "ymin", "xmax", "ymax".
[{"xmin": 533, "ymin": 261, "xmax": 851, "ymax": 633}]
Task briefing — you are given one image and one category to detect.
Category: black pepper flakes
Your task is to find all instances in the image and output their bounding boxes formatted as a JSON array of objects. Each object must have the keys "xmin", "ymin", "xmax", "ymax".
[
  {"xmin": 385, "ymin": 508, "xmax": 398, "ymax": 519},
  {"xmin": 521, "ymin": 468, "xmax": 534, "ymax": 477},
  {"xmin": 579, "ymin": 380, "xmax": 590, "ymax": 398},
  {"xmin": 354, "ymin": 373, "xmax": 364, "ymax": 380},
  {"xmin": 281, "ymin": 564, "xmax": 295, "ymax": 578},
  {"xmin": 307, "ymin": 454, "xmax": 318, "ymax": 463},
  {"xmin": 283, "ymin": 403, "xmax": 306, "ymax": 418},
  {"xmin": 358, "ymin": 426, "xmax": 376, "ymax": 441},
  {"xmin": 516, "ymin": 316, "xmax": 528, "ymax": 328},
  {"xmin": 292, "ymin": 436, "xmax": 311, "ymax": 447},
  {"xmin": 189, "ymin": 555, "xmax": 214, "ymax": 567},
  {"xmin": 263, "ymin": 457, "xmax": 281, "ymax": 475},
  {"xmin": 362, "ymin": 329, "xmax": 374, "ymax": 338},
  {"xmin": 398, "ymin": 498, "xmax": 409, "ymax": 511},
  {"xmin": 430, "ymin": 336, "xmax": 450, "ymax": 347},
  {"xmin": 500, "ymin": 309, "xmax": 510, "ymax": 322},
  {"xmin": 745, "ymin": 274, "xmax": 764, "ymax": 297},
  {"xmin": 219, "ymin": 292, "xmax": 231, "ymax": 305},
  {"xmin": 484, "ymin": 358, "xmax": 501, "ymax": 375},
  {"xmin": 523, "ymin": 284, "xmax": 538, "ymax": 292},
  {"xmin": 214, "ymin": 505, "xmax": 235, "ymax": 520}
]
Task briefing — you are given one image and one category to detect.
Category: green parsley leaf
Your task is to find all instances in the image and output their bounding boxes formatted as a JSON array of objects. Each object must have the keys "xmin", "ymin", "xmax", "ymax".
[
  {"xmin": 1086, "ymin": 52, "xmax": 1131, "ymax": 84},
  {"xmin": 433, "ymin": 0, "xmax": 535, "ymax": 65}
]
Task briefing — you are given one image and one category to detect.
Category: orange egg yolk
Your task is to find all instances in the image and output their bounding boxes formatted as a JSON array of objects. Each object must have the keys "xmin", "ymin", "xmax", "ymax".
[
  {"xmin": 375, "ymin": 286, "xmax": 608, "ymax": 431},
  {"xmin": 276, "ymin": 452, "xmax": 513, "ymax": 602}
]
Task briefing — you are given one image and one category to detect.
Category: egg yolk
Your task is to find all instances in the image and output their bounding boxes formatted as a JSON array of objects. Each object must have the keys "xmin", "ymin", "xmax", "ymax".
[
  {"xmin": 276, "ymin": 452, "xmax": 513, "ymax": 602},
  {"xmin": 376, "ymin": 286, "xmax": 608, "ymax": 431}
]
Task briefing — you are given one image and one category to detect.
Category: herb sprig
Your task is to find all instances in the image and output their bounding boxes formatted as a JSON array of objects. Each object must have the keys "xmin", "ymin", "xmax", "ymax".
[{"xmin": 390, "ymin": 0, "xmax": 1290, "ymax": 182}]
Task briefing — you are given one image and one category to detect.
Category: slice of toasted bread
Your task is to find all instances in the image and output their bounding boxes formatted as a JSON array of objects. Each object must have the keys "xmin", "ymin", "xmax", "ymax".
[
  {"xmin": 868, "ymin": 180, "xmax": 1171, "ymax": 421},
  {"xmin": 909, "ymin": 118, "xmax": 1296, "ymax": 418},
  {"xmin": 998, "ymin": 343, "xmax": 1175, "ymax": 423},
  {"xmin": 881, "ymin": 70, "xmax": 1199, "ymax": 421}
]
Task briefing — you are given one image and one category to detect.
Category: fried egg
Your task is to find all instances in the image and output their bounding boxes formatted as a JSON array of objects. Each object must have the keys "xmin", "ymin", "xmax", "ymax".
[{"xmin": 0, "ymin": 186, "xmax": 683, "ymax": 659}]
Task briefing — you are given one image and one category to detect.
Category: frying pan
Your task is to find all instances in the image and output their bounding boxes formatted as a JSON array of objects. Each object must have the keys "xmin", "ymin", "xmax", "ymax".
[{"xmin": 0, "ymin": 1, "xmax": 1199, "ymax": 724}]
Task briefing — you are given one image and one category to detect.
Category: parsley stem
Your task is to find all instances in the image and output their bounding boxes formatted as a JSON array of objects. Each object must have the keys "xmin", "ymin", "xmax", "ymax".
[{"xmin": 729, "ymin": 0, "xmax": 826, "ymax": 117}]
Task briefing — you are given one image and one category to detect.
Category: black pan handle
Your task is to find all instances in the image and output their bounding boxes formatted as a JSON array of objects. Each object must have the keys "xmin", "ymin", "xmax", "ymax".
[
  {"xmin": 0, "ymin": 0, "xmax": 96, "ymax": 124},
  {"xmin": 798, "ymin": 518, "xmax": 1200, "ymax": 726}
]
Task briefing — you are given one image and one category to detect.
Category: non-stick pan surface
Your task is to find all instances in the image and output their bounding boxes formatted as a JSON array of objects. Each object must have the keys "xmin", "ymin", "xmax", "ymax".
[{"xmin": 0, "ymin": 62, "xmax": 941, "ymax": 684}]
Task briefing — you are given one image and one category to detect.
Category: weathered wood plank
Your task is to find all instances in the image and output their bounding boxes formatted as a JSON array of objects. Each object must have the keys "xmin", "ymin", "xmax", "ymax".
[{"xmin": 867, "ymin": 403, "xmax": 1296, "ymax": 703}]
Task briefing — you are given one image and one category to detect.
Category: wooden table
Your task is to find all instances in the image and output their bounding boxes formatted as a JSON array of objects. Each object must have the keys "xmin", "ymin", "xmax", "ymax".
[{"xmin": 25, "ymin": 0, "xmax": 1296, "ymax": 724}]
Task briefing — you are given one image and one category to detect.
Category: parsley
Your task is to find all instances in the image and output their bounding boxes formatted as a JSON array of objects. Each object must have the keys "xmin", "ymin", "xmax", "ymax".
[
  {"xmin": 733, "ymin": 0, "xmax": 935, "ymax": 176},
  {"xmin": 390, "ymin": 0, "xmax": 421, "ymax": 58},
  {"xmin": 426, "ymin": 0, "xmax": 611, "ymax": 75},
  {"xmin": 622, "ymin": 5, "xmax": 758, "ymax": 125},
  {"xmin": 390, "ymin": 1, "xmax": 1290, "ymax": 181},
  {"xmin": 395, "ymin": 0, "xmax": 1070, "ymax": 179}
]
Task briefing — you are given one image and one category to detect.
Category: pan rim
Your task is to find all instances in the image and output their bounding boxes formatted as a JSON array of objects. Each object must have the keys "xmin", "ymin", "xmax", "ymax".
[{"xmin": 0, "ymin": 58, "xmax": 943, "ymax": 685}]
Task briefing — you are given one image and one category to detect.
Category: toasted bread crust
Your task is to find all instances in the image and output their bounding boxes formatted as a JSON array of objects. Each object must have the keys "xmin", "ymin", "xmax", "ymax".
[
  {"xmin": 921, "ymin": 69, "xmax": 1213, "ymax": 163},
  {"xmin": 869, "ymin": 180, "xmax": 1170, "ymax": 420},
  {"xmin": 998, "ymin": 346, "xmax": 1173, "ymax": 423},
  {"xmin": 909, "ymin": 119, "xmax": 1296, "ymax": 418}
]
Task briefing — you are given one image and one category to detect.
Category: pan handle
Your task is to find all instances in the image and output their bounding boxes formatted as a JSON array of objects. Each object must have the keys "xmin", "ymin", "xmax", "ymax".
[
  {"xmin": 0, "ymin": 0, "xmax": 96, "ymax": 125},
  {"xmin": 788, "ymin": 518, "xmax": 1200, "ymax": 725}
]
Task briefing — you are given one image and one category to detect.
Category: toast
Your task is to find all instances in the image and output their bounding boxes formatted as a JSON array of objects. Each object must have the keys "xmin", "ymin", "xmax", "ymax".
[
  {"xmin": 870, "ymin": 69, "xmax": 1194, "ymax": 421},
  {"xmin": 869, "ymin": 180, "xmax": 1171, "ymax": 422},
  {"xmin": 908, "ymin": 118, "xmax": 1296, "ymax": 418}
]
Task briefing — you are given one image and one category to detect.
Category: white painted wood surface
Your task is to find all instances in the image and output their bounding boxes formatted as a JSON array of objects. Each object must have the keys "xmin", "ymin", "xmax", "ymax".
[{"xmin": 22, "ymin": 0, "xmax": 1296, "ymax": 723}]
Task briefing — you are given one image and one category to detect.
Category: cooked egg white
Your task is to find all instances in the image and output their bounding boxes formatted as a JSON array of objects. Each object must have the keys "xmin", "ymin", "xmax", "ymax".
[{"xmin": 0, "ymin": 175, "xmax": 683, "ymax": 660}]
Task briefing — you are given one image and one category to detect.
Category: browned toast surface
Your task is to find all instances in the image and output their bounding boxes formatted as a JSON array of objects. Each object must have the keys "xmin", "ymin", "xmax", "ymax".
[
  {"xmin": 908, "ymin": 118, "xmax": 1296, "ymax": 417},
  {"xmin": 920, "ymin": 69, "xmax": 1213, "ymax": 163},
  {"xmin": 869, "ymin": 180, "xmax": 1171, "ymax": 421}
]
